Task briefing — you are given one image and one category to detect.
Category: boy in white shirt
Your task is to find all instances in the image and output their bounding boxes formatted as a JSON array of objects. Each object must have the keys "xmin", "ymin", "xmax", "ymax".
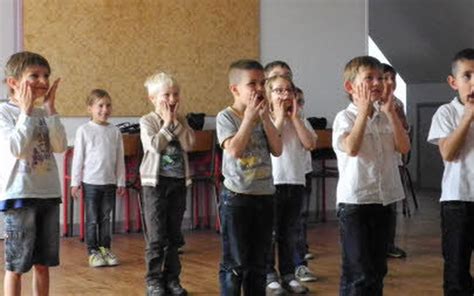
[
  {"xmin": 427, "ymin": 48, "xmax": 474, "ymax": 296},
  {"xmin": 332, "ymin": 56, "xmax": 410, "ymax": 295}
]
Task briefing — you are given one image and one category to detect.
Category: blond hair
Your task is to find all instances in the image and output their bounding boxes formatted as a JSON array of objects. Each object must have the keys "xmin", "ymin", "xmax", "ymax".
[{"xmin": 144, "ymin": 71, "xmax": 179, "ymax": 97}]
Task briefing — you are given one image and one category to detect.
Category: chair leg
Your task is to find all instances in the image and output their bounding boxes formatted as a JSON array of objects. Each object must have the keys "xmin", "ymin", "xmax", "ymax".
[
  {"xmin": 399, "ymin": 167, "xmax": 411, "ymax": 217},
  {"xmin": 205, "ymin": 183, "xmax": 210, "ymax": 229},
  {"xmin": 80, "ymin": 190, "xmax": 85, "ymax": 242},
  {"xmin": 124, "ymin": 189, "xmax": 131, "ymax": 233},
  {"xmin": 214, "ymin": 182, "xmax": 221, "ymax": 233},
  {"xmin": 404, "ymin": 168, "xmax": 418, "ymax": 210},
  {"xmin": 135, "ymin": 191, "xmax": 142, "ymax": 232}
]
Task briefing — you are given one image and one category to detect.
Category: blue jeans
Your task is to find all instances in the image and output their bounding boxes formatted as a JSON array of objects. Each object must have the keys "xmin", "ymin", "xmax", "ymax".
[
  {"xmin": 267, "ymin": 184, "xmax": 304, "ymax": 283},
  {"xmin": 338, "ymin": 203, "xmax": 392, "ymax": 296},
  {"xmin": 4, "ymin": 202, "xmax": 60, "ymax": 273},
  {"xmin": 142, "ymin": 177, "xmax": 186, "ymax": 285},
  {"xmin": 83, "ymin": 183, "xmax": 116, "ymax": 254},
  {"xmin": 441, "ymin": 201, "xmax": 474, "ymax": 296},
  {"xmin": 219, "ymin": 187, "xmax": 273, "ymax": 296}
]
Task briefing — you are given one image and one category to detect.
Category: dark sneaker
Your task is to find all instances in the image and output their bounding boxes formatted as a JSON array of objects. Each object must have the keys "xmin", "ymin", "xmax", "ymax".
[
  {"xmin": 167, "ymin": 280, "xmax": 188, "ymax": 296},
  {"xmin": 282, "ymin": 280, "xmax": 309, "ymax": 294},
  {"xmin": 147, "ymin": 284, "xmax": 166, "ymax": 296},
  {"xmin": 387, "ymin": 246, "xmax": 407, "ymax": 258},
  {"xmin": 295, "ymin": 265, "xmax": 318, "ymax": 282},
  {"xmin": 266, "ymin": 281, "xmax": 288, "ymax": 296}
]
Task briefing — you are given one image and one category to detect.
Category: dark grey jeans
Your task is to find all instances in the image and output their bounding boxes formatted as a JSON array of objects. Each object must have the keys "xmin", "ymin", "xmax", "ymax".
[
  {"xmin": 83, "ymin": 183, "xmax": 116, "ymax": 254},
  {"xmin": 142, "ymin": 177, "xmax": 186, "ymax": 286}
]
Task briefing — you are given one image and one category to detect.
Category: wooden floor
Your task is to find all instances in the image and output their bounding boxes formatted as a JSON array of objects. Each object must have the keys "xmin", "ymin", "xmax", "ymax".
[{"xmin": 0, "ymin": 190, "xmax": 456, "ymax": 295}]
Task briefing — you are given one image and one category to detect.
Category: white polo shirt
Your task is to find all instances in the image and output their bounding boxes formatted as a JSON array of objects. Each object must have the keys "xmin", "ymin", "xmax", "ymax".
[
  {"xmin": 427, "ymin": 97, "xmax": 474, "ymax": 202},
  {"xmin": 332, "ymin": 103, "xmax": 404, "ymax": 205}
]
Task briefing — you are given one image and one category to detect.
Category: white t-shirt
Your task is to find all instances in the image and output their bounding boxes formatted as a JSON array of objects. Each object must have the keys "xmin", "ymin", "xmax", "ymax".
[
  {"xmin": 427, "ymin": 97, "xmax": 474, "ymax": 202},
  {"xmin": 332, "ymin": 103, "xmax": 404, "ymax": 205},
  {"xmin": 71, "ymin": 121, "xmax": 126, "ymax": 187},
  {"xmin": 271, "ymin": 118, "xmax": 314, "ymax": 185},
  {"xmin": 0, "ymin": 103, "xmax": 67, "ymax": 200}
]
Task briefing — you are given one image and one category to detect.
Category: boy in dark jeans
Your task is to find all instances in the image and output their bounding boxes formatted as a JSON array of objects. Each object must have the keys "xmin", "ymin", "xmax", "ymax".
[
  {"xmin": 428, "ymin": 48, "xmax": 474, "ymax": 296},
  {"xmin": 140, "ymin": 71, "xmax": 195, "ymax": 296},
  {"xmin": 332, "ymin": 56, "xmax": 410, "ymax": 295},
  {"xmin": 217, "ymin": 59, "xmax": 282, "ymax": 295}
]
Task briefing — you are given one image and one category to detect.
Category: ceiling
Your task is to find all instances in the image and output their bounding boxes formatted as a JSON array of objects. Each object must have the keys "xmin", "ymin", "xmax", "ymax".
[{"xmin": 369, "ymin": 0, "xmax": 474, "ymax": 84}]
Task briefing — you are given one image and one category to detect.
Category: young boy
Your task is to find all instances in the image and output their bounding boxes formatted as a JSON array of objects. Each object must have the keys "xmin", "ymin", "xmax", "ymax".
[
  {"xmin": 0, "ymin": 51, "xmax": 67, "ymax": 296},
  {"xmin": 332, "ymin": 56, "xmax": 410, "ymax": 295},
  {"xmin": 382, "ymin": 63, "xmax": 409, "ymax": 259},
  {"xmin": 140, "ymin": 71, "xmax": 195, "ymax": 296},
  {"xmin": 427, "ymin": 48, "xmax": 474, "ymax": 296},
  {"xmin": 217, "ymin": 59, "xmax": 282, "ymax": 295}
]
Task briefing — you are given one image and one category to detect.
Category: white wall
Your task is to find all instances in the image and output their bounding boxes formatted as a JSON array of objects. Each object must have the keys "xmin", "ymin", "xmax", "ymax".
[
  {"xmin": 0, "ymin": 0, "xmax": 22, "ymax": 101},
  {"xmin": 261, "ymin": 0, "xmax": 368, "ymax": 125},
  {"xmin": 407, "ymin": 82, "xmax": 454, "ymax": 184},
  {"xmin": 261, "ymin": 0, "xmax": 367, "ymax": 214}
]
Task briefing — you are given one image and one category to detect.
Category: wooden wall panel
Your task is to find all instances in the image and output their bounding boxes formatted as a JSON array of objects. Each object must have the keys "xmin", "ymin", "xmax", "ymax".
[{"xmin": 24, "ymin": 0, "xmax": 259, "ymax": 116}]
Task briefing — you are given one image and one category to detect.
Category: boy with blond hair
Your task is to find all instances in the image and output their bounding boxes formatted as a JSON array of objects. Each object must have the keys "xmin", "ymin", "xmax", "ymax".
[
  {"xmin": 332, "ymin": 56, "xmax": 410, "ymax": 295},
  {"xmin": 428, "ymin": 48, "xmax": 474, "ymax": 296},
  {"xmin": 216, "ymin": 59, "xmax": 282, "ymax": 295},
  {"xmin": 140, "ymin": 71, "xmax": 195, "ymax": 296},
  {"xmin": 0, "ymin": 51, "xmax": 67, "ymax": 296}
]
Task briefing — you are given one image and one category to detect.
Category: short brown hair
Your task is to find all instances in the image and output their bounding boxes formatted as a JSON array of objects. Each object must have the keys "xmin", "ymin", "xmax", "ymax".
[
  {"xmin": 228, "ymin": 59, "xmax": 263, "ymax": 85},
  {"xmin": 343, "ymin": 56, "xmax": 382, "ymax": 84},
  {"xmin": 4, "ymin": 51, "xmax": 51, "ymax": 95},
  {"xmin": 86, "ymin": 89, "xmax": 111, "ymax": 106},
  {"xmin": 451, "ymin": 48, "xmax": 474, "ymax": 76}
]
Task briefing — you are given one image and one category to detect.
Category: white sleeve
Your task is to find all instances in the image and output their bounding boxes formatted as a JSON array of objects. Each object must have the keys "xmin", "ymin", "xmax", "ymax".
[
  {"xmin": 332, "ymin": 111, "xmax": 353, "ymax": 153},
  {"xmin": 45, "ymin": 114, "xmax": 68, "ymax": 153},
  {"xmin": 70, "ymin": 127, "xmax": 85, "ymax": 187},
  {"xmin": 0, "ymin": 110, "xmax": 36, "ymax": 159},
  {"xmin": 116, "ymin": 131, "xmax": 126, "ymax": 187},
  {"xmin": 427, "ymin": 105, "xmax": 454, "ymax": 145}
]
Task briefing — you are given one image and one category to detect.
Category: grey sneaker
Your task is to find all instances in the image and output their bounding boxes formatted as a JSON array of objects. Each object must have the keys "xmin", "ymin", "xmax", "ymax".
[
  {"xmin": 304, "ymin": 252, "xmax": 315, "ymax": 260},
  {"xmin": 99, "ymin": 247, "xmax": 120, "ymax": 266},
  {"xmin": 282, "ymin": 279, "xmax": 309, "ymax": 294},
  {"xmin": 88, "ymin": 250, "xmax": 107, "ymax": 267},
  {"xmin": 387, "ymin": 246, "xmax": 407, "ymax": 258},
  {"xmin": 266, "ymin": 281, "xmax": 287, "ymax": 296},
  {"xmin": 295, "ymin": 265, "xmax": 318, "ymax": 282}
]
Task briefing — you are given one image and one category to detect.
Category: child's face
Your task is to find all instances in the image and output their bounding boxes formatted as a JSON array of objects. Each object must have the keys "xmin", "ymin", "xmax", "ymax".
[
  {"xmin": 88, "ymin": 97, "xmax": 112, "ymax": 125},
  {"xmin": 10, "ymin": 65, "xmax": 50, "ymax": 100},
  {"xmin": 151, "ymin": 85, "xmax": 180, "ymax": 112},
  {"xmin": 267, "ymin": 66, "xmax": 291, "ymax": 79},
  {"xmin": 383, "ymin": 72, "xmax": 397, "ymax": 90},
  {"xmin": 448, "ymin": 59, "xmax": 474, "ymax": 105},
  {"xmin": 350, "ymin": 66, "xmax": 383, "ymax": 102},
  {"xmin": 269, "ymin": 77, "xmax": 295, "ymax": 113},
  {"xmin": 232, "ymin": 69, "xmax": 266, "ymax": 107}
]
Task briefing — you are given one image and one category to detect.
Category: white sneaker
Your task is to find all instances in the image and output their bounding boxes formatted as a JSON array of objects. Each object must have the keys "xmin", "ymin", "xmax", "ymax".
[
  {"xmin": 99, "ymin": 247, "xmax": 120, "ymax": 266},
  {"xmin": 89, "ymin": 250, "xmax": 107, "ymax": 267},
  {"xmin": 282, "ymin": 279, "xmax": 308, "ymax": 294},
  {"xmin": 295, "ymin": 265, "xmax": 318, "ymax": 282},
  {"xmin": 266, "ymin": 281, "xmax": 287, "ymax": 295}
]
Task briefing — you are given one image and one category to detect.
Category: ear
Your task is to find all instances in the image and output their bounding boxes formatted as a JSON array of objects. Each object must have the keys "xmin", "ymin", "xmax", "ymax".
[
  {"xmin": 447, "ymin": 75, "xmax": 458, "ymax": 91},
  {"xmin": 344, "ymin": 80, "xmax": 354, "ymax": 95},
  {"xmin": 229, "ymin": 84, "xmax": 239, "ymax": 97},
  {"xmin": 6, "ymin": 77, "xmax": 19, "ymax": 91}
]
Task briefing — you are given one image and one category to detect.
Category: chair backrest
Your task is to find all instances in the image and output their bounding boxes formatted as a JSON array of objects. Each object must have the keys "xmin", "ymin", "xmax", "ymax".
[
  {"xmin": 123, "ymin": 134, "xmax": 142, "ymax": 157},
  {"xmin": 315, "ymin": 129, "xmax": 332, "ymax": 149},
  {"xmin": 189, "ymin": 130, "xmax": 217, "ymax": 177}
]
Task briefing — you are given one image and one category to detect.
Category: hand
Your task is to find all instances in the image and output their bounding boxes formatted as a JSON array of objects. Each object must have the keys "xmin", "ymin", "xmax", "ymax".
[
  {"xmin": 258, "ymin": 98, "xmax": 270, "ymax": 121},
  {"xmin": 15, "ymin": 80, "xmax": 34, "ymax": 115},
  {"xmin": 160, "ymin": 101, "xmax": 174, "ymax": 127},
  {"xmin": 44, "ymin": 78, "xmax": 60, "ymax": 115},
  {"xmin": 464, "ymin": 99, "xmax": 474, "ymax": 122},
  {"xmin": 382, "ymin": 81, "xmax": 394, "ymax": 103},
  {"xmin": 354, "ymin": 83, "xmax": 373, "ymax": 116},
  {"xmin": 71, "ymin": 186, "xmax": 82, "ymax": 199},
  {"xmin": 381, "ymin": 93, "xmax": 395, "ymax": 115},
  {"xmin": 289, "ymin": 98, "xmax": 301, "ymax": 120},
  {"xmin": 272, "ymin": 98, "xmax": 286, "ymax": 122},
  {"xmin": 243, "ymin": 91, "xmax": 262, "ymax": 122},
  {"xmin": 117, "ymin": 186, "xmax": 126, "ymax": 197}
]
